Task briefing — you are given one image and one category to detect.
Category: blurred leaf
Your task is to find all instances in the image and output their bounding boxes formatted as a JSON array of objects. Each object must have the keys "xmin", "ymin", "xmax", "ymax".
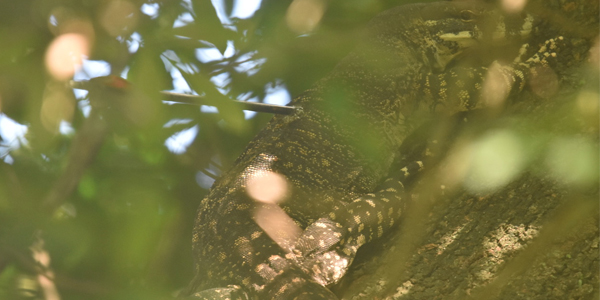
[
  {"xmin": 78, "ymin": 172, "xmax": 97, "ymax": 199},
  {"xmin": 175, "ymin": 65, "xmax": 246, "ymax": 133},
  {"xmin": 190, "ymin": 0, "xmax": 232, "ymax": 52},
  {"xmin": 171, "ymin": 24, "xmax": 236, "ymax": 52}
]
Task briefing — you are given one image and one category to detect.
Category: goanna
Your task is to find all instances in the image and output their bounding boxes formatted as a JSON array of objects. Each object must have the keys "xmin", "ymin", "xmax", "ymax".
[{"xmin": 182, "ymin": 2, "xmax": 543, "ymax": 299}]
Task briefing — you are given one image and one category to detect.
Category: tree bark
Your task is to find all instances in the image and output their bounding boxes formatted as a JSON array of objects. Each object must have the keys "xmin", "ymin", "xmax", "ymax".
[{"xmin": 335, "ymin": 0, "xmax": 599, "ymax": 299}]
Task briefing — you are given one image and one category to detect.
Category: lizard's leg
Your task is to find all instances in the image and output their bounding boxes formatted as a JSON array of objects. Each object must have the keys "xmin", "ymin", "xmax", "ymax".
[
  {"xmin": 421, "ymin": 36, "xmax": 565, "ymax": 114},
  {"xmin": 183, "ymin": 228, "xmax": 338, "ymax": 300},
  {"xmin": 183, "ymin": 268, "xmax": 339, "ymax": 300},
  {"xmin": 290, "ymin": 160, "xmax": 424, "ymax": 286},
  {"xmin": 183, "ymin": 285, "xmax": 248, "ymax": 300},
  {"xmin": 288, "ymin": 37, "xmax": 566, "ymax": 287},
  {"xmin": 185, "ymin": 189, "xmax": 341, "ymax": 300}
]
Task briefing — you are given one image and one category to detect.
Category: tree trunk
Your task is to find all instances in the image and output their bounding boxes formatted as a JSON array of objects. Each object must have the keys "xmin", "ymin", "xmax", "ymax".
[{"xmin": 335, "ymin": 0, "xmax": 599, "ymax": 299}]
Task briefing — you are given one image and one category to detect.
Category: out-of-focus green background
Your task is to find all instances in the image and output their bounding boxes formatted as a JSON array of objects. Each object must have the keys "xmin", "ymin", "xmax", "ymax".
[{"xmin": 0, "ymin": 1, "xmax": 436, "ymax": 299}]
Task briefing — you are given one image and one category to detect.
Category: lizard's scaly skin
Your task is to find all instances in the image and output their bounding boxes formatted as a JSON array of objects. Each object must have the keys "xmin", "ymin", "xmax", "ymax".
[{"xmin": 184, "ymin": 2, "xmax": 552, "ymax": 299}]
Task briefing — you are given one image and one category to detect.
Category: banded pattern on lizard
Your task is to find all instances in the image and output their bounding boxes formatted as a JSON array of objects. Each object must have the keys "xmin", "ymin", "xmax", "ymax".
[{"xmin": 182, "ymin": 2, "xmax": 556, "ymax": 299}]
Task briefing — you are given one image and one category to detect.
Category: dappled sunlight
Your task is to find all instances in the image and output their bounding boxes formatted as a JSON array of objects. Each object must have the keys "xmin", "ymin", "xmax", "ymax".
[
  {"xmin": 501, "ymin": 0, "xmax": 527, "ymax": 14},
  {"xmin": 32, "ymin": 239, "xmax": 61, "ymax": 300},
  {"xmin": 391, "ymin": 281, "xmax": 414, "ymax": 298},
  {"xmin": 240, "ymin": 154, "xmax": 300, "ymax": 252},
  {"xmin": 45, "ymin": 11, "xmax": 94, "ymax": 80},
  {"xmin": 435, "ymin": 223, "xmax": 467, "ymax": 256},
  {"xmin": 45, "ymin": 33, "xmax": 90, "ymax": 80},
  {"xmin": 481, "ymin": 62, "xmax": 512, "ymax": 109},
  {"xmin": 478, "ymin": 224, "xmax": 539, "ymax": 281},
  {"xmin": 286, "ymin": 0, "xmax": 326, "ymax": 34},
  {"xmin": 463, "ymin": 130, "xmax": 525, "ymax": 193},
  {"xmin": 439, "ymin": 140, "xmax": 474, "ymax": 189},
  {"xmin": 246, "ymin": 171, "xmax": 288, "ymax": 204},
  {"xmin": 546, "ymin": 136, "xmax": 598, "ymax": 187},
  {"xmin": 253, "ymin": 204, "xmax": 301, "ymax": 252}
]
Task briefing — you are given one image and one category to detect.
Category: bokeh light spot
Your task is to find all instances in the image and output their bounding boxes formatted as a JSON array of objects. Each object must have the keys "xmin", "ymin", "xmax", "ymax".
[
  {"xmin": 482, "ymin": 62, "xmax": 511, "ymax": 109},
  {"xmin": 546, "ymin": 137, "xmax": 598, "ymax": 187},
  {"xmin": 286, "ymin": 0, "xmax": 326, "ymax": 34},
  {"xmin": 440, "ymin": 140, "xmax": 474, "ymax": 189},
  {"xmin": 464, "ymin": 130, "xmax": 525, "ymax": 193},
  {"xmin": 246, "ymin": 171, "xmax": 288, "ymax": 204},
  {"xmin": 253, "ymin": 204, "xmax": 301, "ymax": 252},
  {"xmin": 501, "ymin": 0, "xmax": 527, "ymax": 13},
  {"xmin": 45, "ymin": 33, "xmax": 90, "ymax": 80}
]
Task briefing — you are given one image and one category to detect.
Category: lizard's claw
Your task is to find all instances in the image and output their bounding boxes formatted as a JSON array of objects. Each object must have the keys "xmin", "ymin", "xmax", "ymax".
[
  {"xmin": 519, "ymin": 36, "xmax": 565, "ymax": 68},
  {"xmin": 290, "ymin": 218, "xmax": 355, "ymax": 286},
  {"xmin": 292, "ymin": 218, "xmax": 345, "ymax": 257},
  {"xmin": 298, "ymin": 249, "xmax": 354, "ymax": 286}
]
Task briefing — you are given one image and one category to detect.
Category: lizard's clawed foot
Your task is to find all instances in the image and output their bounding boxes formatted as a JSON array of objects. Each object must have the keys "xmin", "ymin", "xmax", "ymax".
[{"xmin": 290, "ymin": 218, "xmax": 356, "ymax": 286}]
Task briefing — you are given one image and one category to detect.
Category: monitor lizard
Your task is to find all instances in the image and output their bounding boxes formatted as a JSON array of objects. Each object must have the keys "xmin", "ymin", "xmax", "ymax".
[{"xmin": 181, "ymin": 1, "xmax": 561, "ymax": 299}]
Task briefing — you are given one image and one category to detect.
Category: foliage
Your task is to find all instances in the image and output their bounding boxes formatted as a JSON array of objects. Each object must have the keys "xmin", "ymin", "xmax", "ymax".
[{"xmin": 0, "ymin": 0, "xmax": 441, "ymax": 298}]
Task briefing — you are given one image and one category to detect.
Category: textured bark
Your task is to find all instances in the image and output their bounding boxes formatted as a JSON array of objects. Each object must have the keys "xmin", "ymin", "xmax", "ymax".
[{"xmin": 334, "ymin": 0, "xmax": 599, "ymax": 299}]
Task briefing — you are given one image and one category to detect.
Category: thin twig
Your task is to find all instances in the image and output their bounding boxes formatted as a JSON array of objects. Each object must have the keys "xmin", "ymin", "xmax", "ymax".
[
  {"xmin": 161, "ymin": 91, "xmax": 296, "ymax": 115},
  {"xmin": 71, "ymin": 78, "xmax": 296, "ymax": 115}
]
